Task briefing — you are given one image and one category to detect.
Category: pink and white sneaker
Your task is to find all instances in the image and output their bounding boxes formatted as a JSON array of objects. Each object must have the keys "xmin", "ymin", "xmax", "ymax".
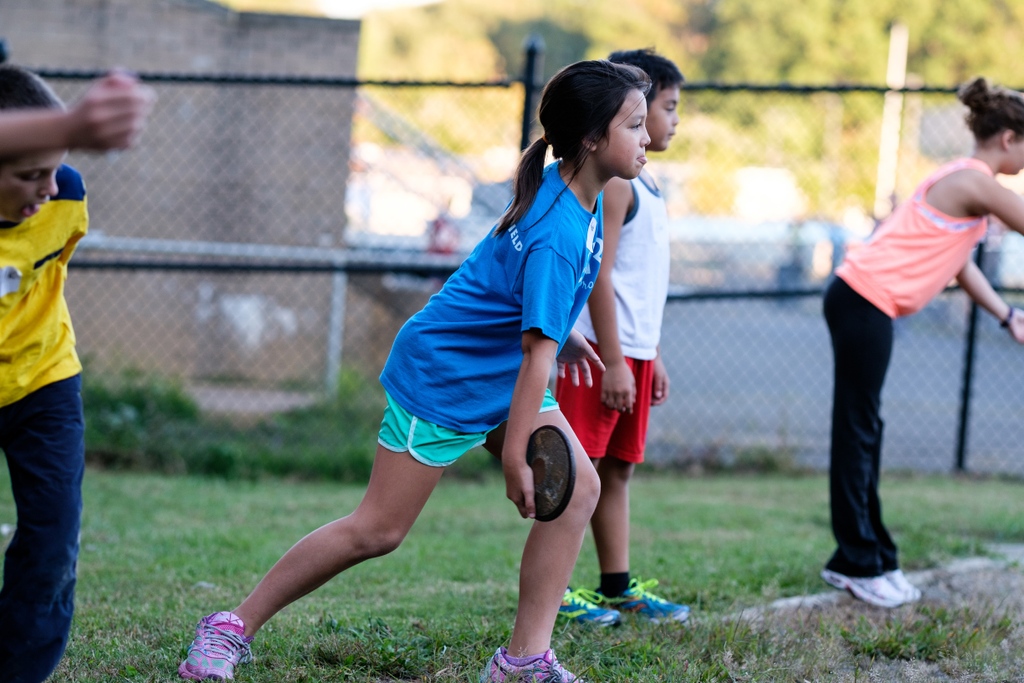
[
  {"xmin": 178, "ymin": 611, "xmax": 254, "ymax": 680},
  {"xmin": 481, "ymin": 646, "xmax": 584, "ymax": 682},
  {"xmin": 821, "ymin": 568, "xmax": 906, "ymax": 608}
]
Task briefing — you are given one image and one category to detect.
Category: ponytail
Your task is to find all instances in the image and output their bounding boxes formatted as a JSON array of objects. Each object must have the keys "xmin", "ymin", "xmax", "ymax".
[{"xmin": 494, "ymin": 138, "xmax": 548, "ymax": 235}]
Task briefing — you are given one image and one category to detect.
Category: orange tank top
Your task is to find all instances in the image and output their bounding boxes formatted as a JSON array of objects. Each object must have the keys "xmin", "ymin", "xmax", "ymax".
[{"xmin": 835, "ymin": 158, "xmax": 991, "ymax": 318}]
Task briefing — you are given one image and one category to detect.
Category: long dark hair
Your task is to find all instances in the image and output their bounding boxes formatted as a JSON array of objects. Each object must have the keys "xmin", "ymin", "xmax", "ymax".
[
  {"xmin": 494, "ymin": 59, "xmax": 650, "ymax": 235},
  {"xmin": 958, "ymin": 77, "xmax": 1024, "ymax": 141}
]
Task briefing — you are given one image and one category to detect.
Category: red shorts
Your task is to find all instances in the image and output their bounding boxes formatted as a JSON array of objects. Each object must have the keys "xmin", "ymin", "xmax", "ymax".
[{"xmin": 554, "ymin": 342, "xmax": 653, "ymax": 464}]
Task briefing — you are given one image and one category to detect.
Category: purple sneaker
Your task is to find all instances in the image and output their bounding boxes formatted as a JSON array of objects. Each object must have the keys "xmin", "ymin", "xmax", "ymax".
[
  {"xmin": 178, "ymin": 611, "xmax": 254, "ymax": 680},
  {"xmin": 481, "ymin": 646, "xmax": 585, "ymax": 682}
]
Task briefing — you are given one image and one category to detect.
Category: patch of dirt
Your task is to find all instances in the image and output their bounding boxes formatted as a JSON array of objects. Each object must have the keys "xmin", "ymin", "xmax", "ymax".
[
  {"xmin": 739, "ymin": 545, "xmax": 1024, "ymax": 618},
  {"xmin": 186, "ymin": 383, "xmax": 320, "ymax": 415},
  {"xmin": 731, "ymin": 545, "xmax": 1024, "ymax": 682}
]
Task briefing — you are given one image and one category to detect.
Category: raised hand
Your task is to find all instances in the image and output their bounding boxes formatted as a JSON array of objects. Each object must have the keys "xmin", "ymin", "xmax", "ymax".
[{"xmin": 65, "ymin": 71, "xmax": 155, "ymax": 151}]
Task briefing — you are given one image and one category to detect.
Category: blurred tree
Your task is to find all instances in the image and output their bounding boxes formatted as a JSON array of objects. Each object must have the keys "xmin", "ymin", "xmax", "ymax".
[
  {"xmin": 489, "ymin": 19, "xmax": 589, "ymax": 82},
  {"xmin": 211, "ymin": 0, "xmax": 1024, "ymax": 87},
  {"xmin": 217, "ymin": 0, "xmax": 324, "ymax": 16},
  {"xmin": 699, "ymin": 0, "xmax": 1024, "ymax": 86},
  {"xmin": 358, "ymin": 0, "xmax": 503, "ymax": 80},
  {"xmin": 218, "ymin": 0, "xmax": 1024, "ymax": 221},
  {"xmin": 358, "ymin": 0, "xmax": 706, "ymax": 81},
  {"xmin": 355, "ymin": 0, "xmax": 1023, "ymax": 87}
]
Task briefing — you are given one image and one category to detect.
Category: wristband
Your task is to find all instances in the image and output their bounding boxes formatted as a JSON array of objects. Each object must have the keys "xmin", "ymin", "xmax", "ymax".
[{"xmin": 1001, "ymin": 307, "xmax": 1015, "ymax": 329}]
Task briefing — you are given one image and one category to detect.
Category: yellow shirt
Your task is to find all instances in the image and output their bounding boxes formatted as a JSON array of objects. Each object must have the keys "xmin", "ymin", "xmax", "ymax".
[
  {"xmin": 836, "ymin": 158, "xmax": 989, "ymax": 319},
  {"xmin": 0, "ymin": 165, "xmax": 87, "ymax": 408}
]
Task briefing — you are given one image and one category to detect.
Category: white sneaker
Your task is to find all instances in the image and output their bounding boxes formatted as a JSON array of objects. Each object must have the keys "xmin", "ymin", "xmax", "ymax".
[
  {"xmin": 884, "ymin": 569, "xmax": 922, "ymax": 603},
  {"xmin": 821, "ymin": 568, "xmax": 905, "ymax": 608}
]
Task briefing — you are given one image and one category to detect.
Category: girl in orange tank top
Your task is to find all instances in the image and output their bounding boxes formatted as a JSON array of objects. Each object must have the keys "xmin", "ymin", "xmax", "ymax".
[{"xmin": 821, "ymin": 77, "xmax": 1024, "ymax": 608}]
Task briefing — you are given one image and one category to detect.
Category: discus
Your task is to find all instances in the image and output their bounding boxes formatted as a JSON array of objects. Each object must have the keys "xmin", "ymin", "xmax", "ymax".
[{"xmin": 526, "ymin": 425, "xmax": 576, "ymax": 522}]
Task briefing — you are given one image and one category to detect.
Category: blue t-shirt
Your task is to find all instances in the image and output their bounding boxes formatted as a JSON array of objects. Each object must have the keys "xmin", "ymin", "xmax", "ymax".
[{"xmin": 380, "ymin": 163, "xmax": 603, "ymax": 433}]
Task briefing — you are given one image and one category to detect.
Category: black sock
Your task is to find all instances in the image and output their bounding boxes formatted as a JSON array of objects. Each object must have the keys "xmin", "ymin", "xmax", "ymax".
[{"xmin": 599, "ymin": 572, "xmax": 630, "ymax": 598}]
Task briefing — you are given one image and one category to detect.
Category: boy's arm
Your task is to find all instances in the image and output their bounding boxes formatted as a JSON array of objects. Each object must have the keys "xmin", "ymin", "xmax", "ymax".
[
  {"xmin": 502, "ymin": 329, "xmax": 558, "ymax": 519},
  {"xmin": 0, "ymin": 110, "xmax": 75, "ymax": 155},
  {"xmin": 0, "ymin": 72, "xmax": 153, "ymax": 156},
  {"xmin": 588, "ymin": 176, "xmax": 635, "ymax": 413}
]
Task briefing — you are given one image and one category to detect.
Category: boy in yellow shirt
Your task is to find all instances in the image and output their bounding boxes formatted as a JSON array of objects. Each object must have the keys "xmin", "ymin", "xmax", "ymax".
[{"xmin": 0, "ymin": 63, "xmax": 120, "ymax": 683}]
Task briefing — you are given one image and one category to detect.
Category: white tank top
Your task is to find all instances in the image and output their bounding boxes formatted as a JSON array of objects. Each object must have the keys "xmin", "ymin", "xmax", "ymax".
[{"xmin": 574, "ymin": 173, "xmax": 671, "ymax": 360}]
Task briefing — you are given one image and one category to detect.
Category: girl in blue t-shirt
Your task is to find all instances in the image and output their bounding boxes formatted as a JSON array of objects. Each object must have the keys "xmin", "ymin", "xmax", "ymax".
[{"xmin": 179, "ymin": 59, "xmax": 652, "ymax": 683}]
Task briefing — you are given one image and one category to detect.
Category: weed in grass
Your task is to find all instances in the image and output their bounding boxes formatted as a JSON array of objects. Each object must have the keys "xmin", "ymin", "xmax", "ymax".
[
  {"xmin": 839, "ymin": 605, "xmax": 1015, "ymax": 662},
  {"xmin": 83, "ymin": 365, "xmax": 200, "ymax": 472},
  {"xmin": 653, "ymin": 441, "xmax": 810, "ymax": 477},
  {"xmin": 733, "ymin": 445, "xmax": 797, "ymax": 474},
  {"xmin": 80, "ymin": 365, "xmax": 510, "ymax": 486},
  {"xmin": 82, "ymin": 366, "xmax": 385, "ymax": 482},
  {"xmin": 310, "ymin": 617, "xmax": 434, "ymax": 678}
]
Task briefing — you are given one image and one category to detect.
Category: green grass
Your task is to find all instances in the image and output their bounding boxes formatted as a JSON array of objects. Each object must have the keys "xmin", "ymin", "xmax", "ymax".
[{"xmin": 1, "ymin": 468, "xmax": 1020, "ymax": 681}]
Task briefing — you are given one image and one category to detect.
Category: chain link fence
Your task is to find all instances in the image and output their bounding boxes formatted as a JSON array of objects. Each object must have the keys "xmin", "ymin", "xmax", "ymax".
[{"xmin": 29, "ymin": 68, "xmax": 1024, "ymax": 479}]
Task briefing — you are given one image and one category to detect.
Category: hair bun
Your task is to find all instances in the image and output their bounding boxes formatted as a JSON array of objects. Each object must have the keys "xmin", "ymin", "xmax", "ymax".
[
  {"xmin": 957, "ymin": 76, "xmax": 1024, "ymax": 140},
  {"xmin": 958, "ymin": 77, "xmax": 991, "ymax": 111}
]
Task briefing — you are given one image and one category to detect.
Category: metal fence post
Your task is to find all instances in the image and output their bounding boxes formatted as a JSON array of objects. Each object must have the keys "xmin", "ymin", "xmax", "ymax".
[
  {"xmin": 325, "ymin": 269, "xmax": 347, "ymax": 397},
  {"xmin": 954, "ymin": 241, "xmax": 986, "ymax": 471},
  {"xmin": 520, "ymin": 34, "xmax": 545, "ymax": 151}
]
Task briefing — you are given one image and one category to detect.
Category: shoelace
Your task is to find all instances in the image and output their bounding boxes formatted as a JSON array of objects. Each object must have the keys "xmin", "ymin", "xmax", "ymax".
[
  {"xmin": 566, "ymin": 588, "xmax": 606, "ymax": 608},
  {"xmin": 545, "ymin": 657, "xmax": 574, "ymax": 681},
  {"xmin": 526, "ymin": 653, "xmax": 575, "ymax": 682},
  {"xmin": 627, "ymin": 578, "xmax": 663, "ymax": 601},
  {"xmin": 195, "ymin": 622, "xmax": 253, "ymax": 663}
]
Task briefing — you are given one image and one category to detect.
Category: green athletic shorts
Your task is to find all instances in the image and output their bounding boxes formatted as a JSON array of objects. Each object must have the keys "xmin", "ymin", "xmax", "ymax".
[{"xmin": 378, "ymin": 389, "xmax": 559, "ymax": 467}]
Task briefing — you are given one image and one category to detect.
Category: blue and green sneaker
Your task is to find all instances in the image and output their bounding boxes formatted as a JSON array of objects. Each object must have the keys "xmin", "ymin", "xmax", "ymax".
[
  {"xmin": 603, "ymin": 578, "xmax": 690, "ymax": 623},
  {"xmin": 559, "ymin": 587, "xmax": 621, "ymax": 626}
]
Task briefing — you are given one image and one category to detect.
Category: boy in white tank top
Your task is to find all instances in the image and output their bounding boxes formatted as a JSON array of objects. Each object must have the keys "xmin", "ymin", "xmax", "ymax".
[{"xmin": 555, "ymin": 48, "xmax": 690, "ymax": 625}]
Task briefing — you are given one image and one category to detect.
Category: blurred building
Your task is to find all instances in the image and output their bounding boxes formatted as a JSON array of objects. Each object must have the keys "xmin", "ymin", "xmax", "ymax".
[{"xmin": 1, "ymin": 0, "xmax": 366, "ymax": 393}]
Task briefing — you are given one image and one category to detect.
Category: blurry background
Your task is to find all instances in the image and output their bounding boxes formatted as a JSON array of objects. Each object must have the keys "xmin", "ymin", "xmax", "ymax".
[{"xmin": 1, "ymin": 0, "xmax": 1022, "ymax": 479}]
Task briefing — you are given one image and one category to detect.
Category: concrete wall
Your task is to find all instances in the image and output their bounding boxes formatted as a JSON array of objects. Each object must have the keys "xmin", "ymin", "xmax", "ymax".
[
  {"xmin": 1, "ymin": 0, "xmax": 366, "ymax": 391},
  {"xmin": 1, "ymin": 0, "xmax": 360, "ymax": 75}
]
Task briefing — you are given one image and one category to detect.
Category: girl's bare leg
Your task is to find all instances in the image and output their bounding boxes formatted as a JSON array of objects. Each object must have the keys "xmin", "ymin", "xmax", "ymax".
[
  {"xmin": 590, "ymin": 456, "xmax": 634, "ymax": 573},
  {"xmin": 232, "ymin": 445, "xmax": 445, "ymax": 636},
  {"xmin": 485, "ymin": 410, "xmax": 601, "ymax": 657}
]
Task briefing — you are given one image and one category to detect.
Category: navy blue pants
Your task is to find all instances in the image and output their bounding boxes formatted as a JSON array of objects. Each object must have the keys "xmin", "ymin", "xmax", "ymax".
[
  {"xmin": 823, "ymin": 278, "xmax": 899, "ymax": 578},
  {"xmin": 0, "ymin": 375, "xmax": 84, "ymax": 683}
]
